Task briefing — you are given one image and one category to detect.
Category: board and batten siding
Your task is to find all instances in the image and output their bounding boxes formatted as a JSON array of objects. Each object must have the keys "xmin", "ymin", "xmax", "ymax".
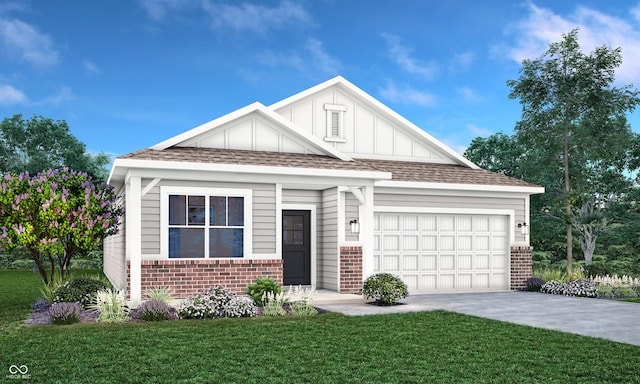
[
  {"xmin": 320, "ymin": 188, "xmax": 339, "ymax": 290},
  {"xmin": 374, "ymin": 193, "xmax": 527, "ymax": 243},
  {"xmin": 273, "ymin": 85, "xmax": 453, "ymax": 163},
  {"xmin": 140, "ymin": 179, "xmax": 276, "ymax": 256},
  {"xmin": 103, "ymin": 193, "xmax": 126, "ymax": 290}
]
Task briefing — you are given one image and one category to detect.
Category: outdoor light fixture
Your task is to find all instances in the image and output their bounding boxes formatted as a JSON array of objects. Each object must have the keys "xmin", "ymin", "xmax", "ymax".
[
  {"xmin": 350, "ymin": 219, "xmax": 360, "ymax": 234},
  {"xmin": 518, "ymin": 222, "xmax": 529, "ymax": 236}
]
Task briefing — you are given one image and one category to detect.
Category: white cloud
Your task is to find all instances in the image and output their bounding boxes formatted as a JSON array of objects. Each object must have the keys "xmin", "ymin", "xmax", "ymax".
[
  {"xmin": 451, "ymin": 51, "xmax": 476, "ymax": 71},
  {"xmin": 466, "ymin": 123, "xmax": 492, "ymax": 137},
  {"xmin": 83, "ymin": 60, "xmax": 101, "ymax": 75},
  {"xmin": 0, "ymin": 17, "xmax": 59, "ymax": 67},
  {"xmin": 41, "ymin": 86, "xmax": 74, "ymax": 106},
  {"xmin": 379, "ymin": 82, "xmax": 436, "ymax": 107},
  {"xmin": 503, "ymin": 2, "xmax": 640, "ymax": 84},
  {"xmin": 256, "ymin": 38, "xmax": 340, "ymax": 76},
  {"xmin": 381, "ymin": 33, "xmax": 439, "ymax": 80},
  {"xmin": 458, "ymin": 86, "xmax": 482, "ymax": 103},
  {"xmin": 0, "ymin": 84, "xmax": 27, "ymax": 105},
  {"xmin": 203, "ymin": 0, "xmax": 312, "ymax": 33}
]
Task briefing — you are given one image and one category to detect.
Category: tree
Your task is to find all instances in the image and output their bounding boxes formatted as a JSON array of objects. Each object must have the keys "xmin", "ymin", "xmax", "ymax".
[
  {"xmin": 0, "ymin": 114, "xmax": 111, "ymax": 183},
  {"xmin": 506, "ymin": 28, "xmax": 640, "ymax": 273},
  {"xmin": 0, "ymin": 169, "xmax": 123, "ymax": 285}
]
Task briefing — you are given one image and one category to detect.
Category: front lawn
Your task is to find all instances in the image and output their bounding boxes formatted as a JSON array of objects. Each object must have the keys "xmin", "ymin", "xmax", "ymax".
[{"xmin": 1, "ymin": 270, "xmax": 639, "ymax": 383}]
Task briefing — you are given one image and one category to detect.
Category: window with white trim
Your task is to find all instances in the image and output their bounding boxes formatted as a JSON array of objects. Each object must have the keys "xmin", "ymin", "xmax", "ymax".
[
  {"xmin": 324, "ymin": 104, "xmax": 347, "ymax": 142},
  {"xmin": 162, "ymin": 187, "xmax": 252, "ymax": 259}
]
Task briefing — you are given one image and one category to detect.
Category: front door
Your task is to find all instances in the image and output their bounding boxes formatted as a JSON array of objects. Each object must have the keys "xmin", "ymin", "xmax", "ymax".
[{"xmin": 282, "ymin": 210, "xmax": 311, "ymax": 285}]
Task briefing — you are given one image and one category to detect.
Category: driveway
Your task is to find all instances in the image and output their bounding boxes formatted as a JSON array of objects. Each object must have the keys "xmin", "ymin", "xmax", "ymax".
[{"xmin": 316, "ymin": 291, "xmax": 640, "ymax": 346}]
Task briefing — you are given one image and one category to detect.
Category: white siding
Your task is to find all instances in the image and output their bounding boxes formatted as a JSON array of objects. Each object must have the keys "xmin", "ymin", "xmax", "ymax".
[
  {"xmin": 344, "ymin": 193, "xmax": 359, "ymax": 242},
  {"xmin": 142, "ymin": 180, "xmax": 276, "ymax": 256},
  {"xmin": 320, "ymin": 188, "xmax": 339, "ymax": 290},
  {"xmin": 104, "ymin": 193, "xmax": 126, "ymax": 290}
]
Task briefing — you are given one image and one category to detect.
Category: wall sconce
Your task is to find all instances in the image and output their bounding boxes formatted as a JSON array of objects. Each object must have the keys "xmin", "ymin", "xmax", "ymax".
[
  {"xmin": 350, "ymin": 219, "xmax": 360, "ymax": 234},
  {"xmin": 518, "ymin": 222, "xmax": 528, "ymax": 236}
]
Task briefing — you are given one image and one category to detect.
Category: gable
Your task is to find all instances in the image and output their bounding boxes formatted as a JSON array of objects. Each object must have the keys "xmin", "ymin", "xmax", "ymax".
[{"xmin": 270, "ymin": 76, "xmax": 477, "ymax": 168}]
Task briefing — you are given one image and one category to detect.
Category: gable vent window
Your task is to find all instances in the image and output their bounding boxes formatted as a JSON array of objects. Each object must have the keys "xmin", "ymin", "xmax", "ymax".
[{"xmin": 324, "ymin": 104, "xmax": 347, "ymax": 143}]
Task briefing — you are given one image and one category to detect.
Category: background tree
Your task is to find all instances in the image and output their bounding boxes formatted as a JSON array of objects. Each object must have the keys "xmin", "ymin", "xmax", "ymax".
[
  {"xmin": 0, "ymin": 169, "xmax": 123, "ymax": 284},
  {"xmin": 0, "ymin": 114, "xmax": 111, "ymax": 183},
  {"xmin": 506, "ymin": 28, "xmax": 640, "ymax": 273}
]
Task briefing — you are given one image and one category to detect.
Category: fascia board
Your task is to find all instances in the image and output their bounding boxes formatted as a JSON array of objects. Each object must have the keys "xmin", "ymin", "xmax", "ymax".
[
  {"xmin": 375, "ymin": 180, "xmax": 545, "ymax": 194},
  {"xmin": 112, "ymin": 158, "xmax": 391, "ymax": 181},
  {"xmin": 269, "ymin": 76, "xmax": 479, "ymax": 169}
]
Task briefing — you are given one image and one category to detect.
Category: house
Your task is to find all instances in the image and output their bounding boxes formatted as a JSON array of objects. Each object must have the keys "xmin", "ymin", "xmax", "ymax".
[{"xmin": 104, "ymin": 76, "xmax": 544, "ymax": 303}]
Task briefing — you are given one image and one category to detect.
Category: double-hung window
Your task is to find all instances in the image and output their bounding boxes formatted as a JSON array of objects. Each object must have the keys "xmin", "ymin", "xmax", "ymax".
[{"xmin": 161, "ymin": 187, "xmax": 252, "ymax": 258}]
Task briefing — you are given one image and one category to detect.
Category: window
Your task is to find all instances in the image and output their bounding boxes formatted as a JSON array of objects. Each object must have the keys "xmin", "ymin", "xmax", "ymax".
[
  {"xmin": 162, "ymin": 187, "xmax": 252, "ymax": 259},
  {"xmin": 324, "ymin": 104, "xmax": 347, "ymax": 142}
]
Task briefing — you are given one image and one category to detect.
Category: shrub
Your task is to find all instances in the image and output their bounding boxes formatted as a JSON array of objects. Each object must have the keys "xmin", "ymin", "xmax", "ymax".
[
  {"xmin": 525, "ymin": 277, "xmax": 545, "ymax": 292},
  {"xmin": 564, "ymin": 279, "xmax": 596, "ymax": 298},
  {"xmin": 262, "ymin": 292, "xmax": 287, "ymax": 317},
  {"xmin": 53, "ymin": 277, "xmax": 107, "ymax": 308},
  {"xmin": 246, "ymin": 277, "xmax": 282, "ymax": 306},
  {"xmin": 613, "ymin": 285, "xmax": 637, "ymax": 298},
  {"xmin": 49, "ymin": 302, "xmax": 83, "ymax": 325},
  {"xmin": 88, "ymin": 289, "xmax": 129, "ymax": 323},
  {"xmin": 362, "ymin": 273, "xmax": 408, "ymax": 305},
  {"xmin": 31, "ymin": 297, "xmax": 51, "ymax": 313},
  {"xmin": 596, "ymin": 283, "xmax": 614, "ymax": 298},
  {"xmin": 145, "ymin": 287, "xmax": 174, "ymax": 303},
  {"xmin": 136, "ymin": 300, "xmax": 172, "ymax": 321},
  {"xmin": 177, "ymin": 286, "xmax": 250, "ymax": 319},
  {"xmin": 40, "ymin": 273, "xmax": 67, "ymax": 303},
  {"xmin": 224, "ymin": 297, "xmax": 257, "ymax": 318},
  {"xmin": 284, "ymin": 285, "xmax": 317, "ymax": 316},
  {"xmin": 583, "ymin": 263, "xmax": 612, "ymax": 278},
  {"xmin": 540, "ymin": 280, "xmax": 565, "ymax": 295},
  {"xmin": 534, "ymin": 268, "xmax": 565, "ymax": 283}
]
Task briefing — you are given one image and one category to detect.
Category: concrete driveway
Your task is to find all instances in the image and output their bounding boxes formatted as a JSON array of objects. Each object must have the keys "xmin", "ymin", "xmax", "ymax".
[{"xmin": 316, "ymin": 291, "xmax": 640, "ymax": 346}]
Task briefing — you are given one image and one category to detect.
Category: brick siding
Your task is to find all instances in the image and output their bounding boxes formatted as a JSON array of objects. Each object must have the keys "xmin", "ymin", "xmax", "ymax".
[
  {"xmin": 510, "ymin": 246, "xmax": 533, "ymax": 290},
  {"xmin": 127, "ymin": 259, "xmax": 283, "ymax": 298},
  {"xmin": 339, "ymin": 246, "xmax": 363, "ymax": 294}
]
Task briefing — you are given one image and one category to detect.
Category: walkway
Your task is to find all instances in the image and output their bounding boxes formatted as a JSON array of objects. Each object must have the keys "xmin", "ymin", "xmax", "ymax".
[{"xmin": 315, "ymin": 291, "xmax": 640, "ymax": 346}]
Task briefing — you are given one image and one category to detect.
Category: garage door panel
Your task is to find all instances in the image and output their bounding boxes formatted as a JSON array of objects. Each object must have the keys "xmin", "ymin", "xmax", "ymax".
[{"xmin": 374, "ymin": 212, "xmax": 510, "ymax": 293}]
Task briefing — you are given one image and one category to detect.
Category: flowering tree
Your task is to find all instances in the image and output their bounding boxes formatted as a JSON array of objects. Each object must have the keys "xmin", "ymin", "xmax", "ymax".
[{"xmin": 0, "ymin": 168, "xmax": 123, "ymax": 285}]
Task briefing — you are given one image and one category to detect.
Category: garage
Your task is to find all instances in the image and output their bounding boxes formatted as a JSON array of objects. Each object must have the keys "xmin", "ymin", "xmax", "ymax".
[{"xmin": 373, "ymin": 212, "xmax": 510, "ymax": 293}]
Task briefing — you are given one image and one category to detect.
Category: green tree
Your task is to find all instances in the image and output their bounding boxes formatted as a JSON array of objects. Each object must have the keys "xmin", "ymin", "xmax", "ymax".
[
  {"xmin": 0, "ymin": 169, "xmax": 123, "ymax": 284},
  {"xmin": 0, "ymin": 114, "xmax": 111, "ymax": 183},
  {"xmin": 506, "ymin": 28, "xmax": 640, "ymax": 273}
]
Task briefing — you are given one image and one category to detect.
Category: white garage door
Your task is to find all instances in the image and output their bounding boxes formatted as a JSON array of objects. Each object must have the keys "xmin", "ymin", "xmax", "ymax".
[{"xmin": 373, "ymin": 212, "xmax": 510, "ymax": 293}]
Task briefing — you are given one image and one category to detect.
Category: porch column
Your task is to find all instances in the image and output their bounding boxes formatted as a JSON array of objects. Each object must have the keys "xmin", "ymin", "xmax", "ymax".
[
  {"xmin": 360, "ymin": 184, "xmax": 375, "ymax": 280},
  {"xmin": 126, "ymin": 174, "xmax": 142, "ymax": 304}
]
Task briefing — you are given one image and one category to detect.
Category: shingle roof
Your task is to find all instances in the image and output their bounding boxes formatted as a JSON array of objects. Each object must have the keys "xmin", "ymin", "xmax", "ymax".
[{"xmin": 120, "ymin": 147, "xmax": 538, "ymax": 188}]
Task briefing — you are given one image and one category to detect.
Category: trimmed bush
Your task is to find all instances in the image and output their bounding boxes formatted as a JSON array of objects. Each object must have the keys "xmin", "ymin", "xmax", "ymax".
[
  {"xmin": 564, "ymin": 279, "xmax": 596, "ymax": 298},
  {"xmin": 49, "ymin": 302, "xmax": 83, "ymax": 325},
  {"xmin": 53, "ymin": 277, "xmax": 107, "ymax": 308},
  {"xmin": 362, "ymin": 273, "xmax": 408, "ymax": 305},
  {"xmin": 540, "ymin": 280, "xmax": 565, "ymax": 295},
  {"xmin": 525, "ymin": 277, "xmax": 545, "ymax": 292},
  {"xmin": 136, "ymin": 300, "xmax": 172, "ymax": 321},
  {"xmin": 246, "ymin": 277, "xmax": 282, "ymax": 305}
]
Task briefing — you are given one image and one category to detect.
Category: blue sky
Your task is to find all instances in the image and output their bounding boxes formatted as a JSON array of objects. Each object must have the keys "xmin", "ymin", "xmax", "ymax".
[{"xmin": 2, "ymin": 1, "xmax": 640, "ymax": 160}]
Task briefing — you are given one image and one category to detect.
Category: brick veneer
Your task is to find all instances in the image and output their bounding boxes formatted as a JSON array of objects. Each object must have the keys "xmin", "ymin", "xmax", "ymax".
[
  {"xmin": 340, "ymin": 246, "xmax": 363, "ymax": 294},
  {"xmin": 127, "ymin": 259, "xmax": 283, "ymax": 298},
  {"xmin": 510, "ymin": 246, "xmax": 533, "ymax": 290}
]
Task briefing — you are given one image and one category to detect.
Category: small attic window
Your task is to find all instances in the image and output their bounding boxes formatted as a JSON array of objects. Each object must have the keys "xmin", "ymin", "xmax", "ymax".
[{"xmin": 324, "ymin": 104, "xmax": 347, "ymax": 143}]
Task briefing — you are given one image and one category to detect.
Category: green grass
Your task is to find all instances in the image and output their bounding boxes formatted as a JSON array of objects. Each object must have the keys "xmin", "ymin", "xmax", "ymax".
[
  {"xmin": 619, "ymin": 297, "xmax": 640, "ymax": 304},
  {"xmin": 1, "ymin": 270, "xmax": 640, "ymax": 383}
]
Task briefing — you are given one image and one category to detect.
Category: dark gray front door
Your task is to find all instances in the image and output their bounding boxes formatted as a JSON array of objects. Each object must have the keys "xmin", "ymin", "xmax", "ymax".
[{"xmin": 282, "ymin": 210, "xmax": 311, "ymax": 285}]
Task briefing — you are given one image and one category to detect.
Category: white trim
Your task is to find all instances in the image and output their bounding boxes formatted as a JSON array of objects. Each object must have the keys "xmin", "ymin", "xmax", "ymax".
[
  {"xmin": 275, "ymin": 184, "xmax": 283, "ymax": 260},
  {"xmin": 141, "ymin": 178, "xmax": 161, "ymax": 197},
  {"xmin": 361, "ymin": 185, "xmax": 375, "ymax": 280},
  {"xmin": 375, "ymin": 180, "xmax": 545, "ymax": 194},
  {"xmin": 268, "ymin": 75, "xmax": 479, "ymax": 169},
  {"xmin": 349, "ymin": 187, "xmax": 366, "ymax": 205},
  {"xmin": 159, "ymin": 186, "xmax": 253, "ymax": 259},
  {"xmin": 126, "ymin": 175, "xmax": 142, "ymax": 304},
  {"xmin": 282, "ymin": 204, "xmax": 317, "ymax": 287}
]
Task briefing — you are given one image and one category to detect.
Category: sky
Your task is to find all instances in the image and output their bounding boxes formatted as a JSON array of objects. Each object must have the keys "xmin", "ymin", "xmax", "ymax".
[{"xmin": 2, "ymin": 1, "xmax": 640, "ymax": 161}]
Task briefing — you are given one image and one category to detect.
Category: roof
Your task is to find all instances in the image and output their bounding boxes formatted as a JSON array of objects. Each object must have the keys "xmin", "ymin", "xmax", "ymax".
[{"xmin": 119, "ymin": 147, "xmax": 539, "ymax": 188}]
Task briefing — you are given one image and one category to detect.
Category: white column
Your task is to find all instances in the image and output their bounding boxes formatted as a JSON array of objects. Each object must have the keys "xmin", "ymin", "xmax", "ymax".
[
  {"xmin": 360, "ymin": 184, "xmax": 375, "ymax": 279},
  {"xmin": 126, "ymin": 174, "xmax": 142, "ymax": 304}
]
